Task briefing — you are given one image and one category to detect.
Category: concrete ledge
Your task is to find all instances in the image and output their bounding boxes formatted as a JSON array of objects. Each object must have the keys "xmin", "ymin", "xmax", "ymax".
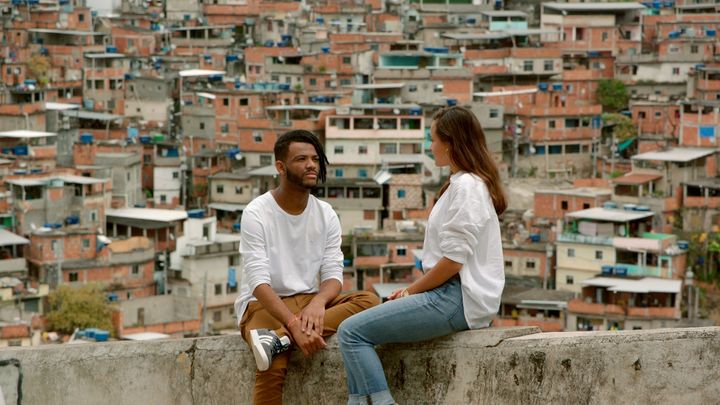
[{"xmin": 1, "ymin": 327, "xmax": 719, "ymax": 404}]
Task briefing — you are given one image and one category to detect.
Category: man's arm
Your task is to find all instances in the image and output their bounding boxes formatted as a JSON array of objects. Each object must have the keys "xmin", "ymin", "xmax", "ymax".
[{"xmin": 297, "ymin": 278, "xmax": 342, "ymax": 336}]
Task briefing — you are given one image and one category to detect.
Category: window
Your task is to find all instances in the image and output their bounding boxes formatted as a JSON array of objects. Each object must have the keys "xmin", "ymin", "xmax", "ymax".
[
  {"xmin": 549, "ymin": 120, "xmax": 556, "ymax": 129},
  {"xmin": 343, "ymin": 56, "xmax": 352, "ymax": 64},
  {"xmin": 221, "ymin": 123, "xmax": 229, "ymax": 133},
  {"xmin": 223, "ymin": 98, "xmax": 229, "ymax": 106},
  {"xmin": 358, "ymin": 168, "xmax": 368, "ymax": 178},
  {"xmin": 309, "ymin": 78, "xmax": 317, "ymax": 86},
  {"xmin": 334, "ymin": 145, "xmax": 344, "ymax": 154},
  {"xmin": 691, "ymin": 45, "xmax": 699, "ymax": 54},
  {"xmin": 543, "ymin": 60, "xmax": 553, "ymax": 71},
  {"xmin": 362, "ymin": 188, "xmax": 381, "ymax": 198},
  {"xmin": 69, "ymin": 272, "xmax": 79, "ymax": 282},
  {"xmin": 568, "ymin": 248, "xmax": 575, "ymax": 257},
  {"xmin": 90, "ymin": 210, "xmax": 97, "ymax": 222},
  {"xmin": 363, "ymin": 210, "xmax": 375, "ymax": 220},
  {"xmin": 565, "ymin": 144, "xmax": 581, "ymax": 154},
  {"xmin": 380, "ymin": 143, "xmax": 397, "ymax": 154},
  {"xmin": 408, "ymin": 84, "xmax": 417, "ymax": 92},
  {"xmin": 561, "ymin": 200, "xmax": 568, "ymax": 210},
  {"xmin": 504, "ymin": 260, "xmax": 512, "ymax": 268},
  {"xmin": 583, "ymin": 203, "xmax": 590, "ymax": 209},
  {"xmin": 271, "ymin": 75, "xmax": 279, "ymax": 82},
  {"xmin": 335, "ymin": 168, "xmax": 344, "ymax": 178},
  {"xmin": 160, "ymin": 195, "xmax": 166, "ymax": 203},
  {"xmin": 601, "ymin": 32, "xmax": 608, "ymax": 41},
  {"xmin": 132, "ymin": 265, "xmax": 139, "ymax": 275},
  {"xmin": 200, "ymin": 122, "xmax": 205, "ymax": 130},
  {"xmin": 340, "ymin": 79, "xmax": 351, "ymax": 86},
  {"xmin": 595, "ymin": 251, "xmax": 603, "ymax": 259},
  {"xmin": 638, "ymin": 111, "xmax": 646, "ymax": 119},
  {"xmin": 82, "ymin": 239, "xmax": 90, "ymax": 249},
  {"xmin": 213, "ymin": 311, "xmax": 222, "ymax": 322},
  {"xmin": 396, "ymin": 246, "xmax": 407, "ymax": 256},
  {"xmin": 397, "ymin": 189, "xmax": 406, "ymax": 198},
  {"xmin": 227, "ymin": 284, "xmax": 238, "ymax": 293},
  {"xmin": 549, "ymin": 145, "xmax": 562, "ymax": 154},
  {"xmin": 672, "ymin": 67, "xmax": 680, "ymax": 76},
  {"xmin": 489, "ymin": 109, "xmax": 499, "ymax": 118},
  {"xmin": 260, "ymin": 155, "xmax": 273, "ymax": 165},
  {"xmin": 566, "ymin": 275, "xmax": 574, "ymax": 285},
  {"xmin": 214, "ymin": 284, "xmax": 223, "ymax": 295},
  {"xmin": 51, "ymin": 240, "xmax": 58, "ymax": 252},
  {"xmin": 127, "ymin": 172, "xmax": 131, "ymax": 181},
  {"xmin": 8, "ymin": 339, "xmax": 21, "ymax": 347},
  {"xmin": 655, "ymin": 111, "xmax": 662, "ymax": 118},
  {"xmin": 523, "ymin": 60, "xmax": 533, "ymax": 72},
  {"xmin": 433, "ymin": 84, "xmax": 443, "ymax": 93},
  {"xmin": 325, "ymin": 80, "xmax": 333, "ymax": 88},
  {"xmin": 253, "ymin": 132, "xmax": 263, "ymax": 143},
  {"xmin": 526, "ymin": 260, "xmax": 536, "ymax": 269},
  {"xmin": 565, "ymin": 118, "xmax": 579, "ymax": 128},
  {"xmin": 239, "ymin": 98, "xmax": 249, "ymax": 106},
  {"xmin": 173, "ymin": 172, "xmax": 179, "ymax": 179},
  {"xmin": 235, "ymin": 186, "xmax": 244, "ymax": 194},
  {"xmin": 358, "ymin": 145, "xmax": 368, "ymax": 154}
]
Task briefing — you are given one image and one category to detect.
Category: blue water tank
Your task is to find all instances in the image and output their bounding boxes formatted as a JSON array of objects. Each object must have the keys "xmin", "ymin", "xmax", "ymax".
[
  {"xmin": 446, "ymin": 98, "xmax": 457, "ymax": 106},
  {"xmin": 187, "ymin": 209, "xmax": 205, "ymax": 219},
  {"xmin": 677, "ymin": 240, "xmax": 689, "ymax": 250},
  {"xmin": 552, "ymin": 83, "xmax": 563, "ymax": 91},
  {"xmin": 30, "ymin": 168, "xmax": 42, "ymax": 174},
  {"xmin": 279, "ymin": 84, "xmax": 291, "ymax": 91},
  {"xmin": 538, "ymin": 83, "xmax": 548, "ymax": 92},
  {"xmin": 707, "ymin": 30, "xmax": 717, "ymax": 37},
  {"xmin": 80, "ymin": 133, "xmax": 94, "ymax": 144},
  {"xmin": 634, "ymin": 205, "xmax": 651, "ymax": 212},
  {"xmin": 133, "ymin": 203, "xmax": 146, "ymax": 208},
  {"xmin": 601, "ymin": 265, "xmax": 614, "ymax": 276},
  {"xmin": 94, "ymin": 330, "xmax": 109, "ymax": 342},
  {"xmin": 106, "ymin": 46, "xmax": 117, "ymax": 53},
  {"xmin": 623, "ymin": 203, "xmax": 637, "ymax": 211},
  {"xmin": 107, "ymin": 293, "xmax": 118, "ymax": 302},
  {"xmin": 321, "ymin": 47, "xmax": 330, "ymax": 54},
  {"xmin": 529, "ymin": 234, "xmax": 541, "ymax": 243},
  {"xmin": 603, "ymin": 201, "xmax": 618, "ymax": 209},
  {"xmin": 316, "ymin": 17, "xmax": 325, "ymax": 24},
  {"xmin": 65, "ymin": 215, "xmax": 80, "ymax": 225},
  {"xmin": 410, "ymin": 107, "xmax": 422, "ymax": 116},
  {"xmin": 343, "ymin": 259, "xmax": 351, "ymax": 267},
  {"xmin": 264, "ymin": 40, "xmax": 275, "ymax": 47},
  {"xmin": 226, "ymin": 54, "xmax": 238, "ymax": 62},
  {"xmin": 232, "ymin": 223, "xmax": 241, "ymax": 232},
  {"xmin": 84, "ymin": 329, "xmax": 97, "ymax": 339},
  {"xmin": 139, "ymin": 136, "xmax": 151, "ymax": 144},
  {"xmin": 614, "ymin": 266, "xmax": 628, "ymax": 277},
  {"xmin": 13, "ymin": 145, "xmax": 28, "ymax": 156}
]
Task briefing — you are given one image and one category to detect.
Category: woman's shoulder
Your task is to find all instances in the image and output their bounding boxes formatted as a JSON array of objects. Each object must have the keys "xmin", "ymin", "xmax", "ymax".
[{"xmin": 450, "ymin": 172, "xmax": 489, "ymax": 194}]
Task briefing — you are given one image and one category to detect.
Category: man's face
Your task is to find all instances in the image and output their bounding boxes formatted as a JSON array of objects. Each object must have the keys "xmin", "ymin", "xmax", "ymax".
[{"xmin": 280, "ymin": 142, "xmax": 319, "ymax": 189}]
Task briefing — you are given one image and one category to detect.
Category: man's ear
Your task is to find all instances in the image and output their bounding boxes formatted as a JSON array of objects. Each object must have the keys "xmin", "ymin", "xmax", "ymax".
[{"xmin": 275, "ymin": 160, "xmax": 285, "ymax": 176}]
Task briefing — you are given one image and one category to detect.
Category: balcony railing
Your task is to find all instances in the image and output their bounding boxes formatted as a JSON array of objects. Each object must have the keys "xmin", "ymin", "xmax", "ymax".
[
  {"xmin": 568, "ymin": 299, "xmax": 625, "ymax": 316},
  {"xmin": 557, "ymin": 233, "xmax": 614, "ymax": 246},
  {"xmin": 626, "ymin": 306, "xmax": 680, "ymax": 319},
  {"xmin": 187, "ymin": 241, "xmax": 240, "ymax": 257},
  {"xmin": 0, "ymin": 258, "xmax": 27, "ymax": 274},
  {"xmin": 615, "ymin": 263, "xmax": 673, "ymax": 278}
]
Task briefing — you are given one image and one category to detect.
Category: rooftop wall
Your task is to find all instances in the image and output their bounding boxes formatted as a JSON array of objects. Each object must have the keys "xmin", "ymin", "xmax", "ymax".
[{"xmin": 0, "ymin": 327, "xmax": 719, "ymax": 404}]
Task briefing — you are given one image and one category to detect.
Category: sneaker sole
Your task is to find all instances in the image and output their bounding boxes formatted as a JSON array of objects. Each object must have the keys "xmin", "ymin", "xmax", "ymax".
[{"xmin": 250, "ymin": 329, "xmax": 271, "ymax": 371}]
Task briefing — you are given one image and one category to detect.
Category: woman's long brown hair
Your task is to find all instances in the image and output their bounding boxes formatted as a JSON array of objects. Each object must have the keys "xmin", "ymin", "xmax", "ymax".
[{"xmin": 433, "ymin": 106, "xmax": 507, "ymax": 216}]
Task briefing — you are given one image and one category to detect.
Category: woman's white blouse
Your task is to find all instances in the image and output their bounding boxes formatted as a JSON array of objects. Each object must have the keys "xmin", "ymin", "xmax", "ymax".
[{"xmin": 422, "ymin": 171, "xmax": 505, "ymax": 329}]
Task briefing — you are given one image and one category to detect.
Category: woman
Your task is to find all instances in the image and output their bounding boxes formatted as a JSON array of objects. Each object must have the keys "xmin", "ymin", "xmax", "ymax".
[{"xmin": 337, "ymin": 106, "xmax": 507, "ymax": 405}]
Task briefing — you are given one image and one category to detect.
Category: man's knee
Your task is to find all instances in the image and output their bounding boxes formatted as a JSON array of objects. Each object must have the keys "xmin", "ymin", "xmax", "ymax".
[{"xmin": 350, "ymin": 290, "xmax": 381, "ymax": 309}]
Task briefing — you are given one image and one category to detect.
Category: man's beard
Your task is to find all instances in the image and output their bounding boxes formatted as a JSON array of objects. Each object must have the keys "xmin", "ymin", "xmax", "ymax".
[{"xmin": 286, "ymin": 168, "xmax": 318, "ymax": 190}]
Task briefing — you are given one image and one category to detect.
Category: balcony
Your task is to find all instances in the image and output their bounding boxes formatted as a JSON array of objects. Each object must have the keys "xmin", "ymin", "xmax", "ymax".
[
  {"xmin": 685, "ymin": 196, "xmax": 720, "ymax": 209},
  {"xmin": 557, "ymin": 233, "xmax": 614, "ymax": 246},
  {"xmin": 0, "ymin": 258, "xmax": 27, "ymax": 275},
  {"xmin": 614, "ymin": 263, "xmax": 673, "ymax": 278},
  {"xmin": 626, "ymin": 306, "xmax": 680, "ymax": 319},
  {"xmin": 186, "ymin": 241, "xmax": 240, "ymax": 257},
  {"xmin": 568, "ymin": 298, "xmax": 625, "ymax": 316}
]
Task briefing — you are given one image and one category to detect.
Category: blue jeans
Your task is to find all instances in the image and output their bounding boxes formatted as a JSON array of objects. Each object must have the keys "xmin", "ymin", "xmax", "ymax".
[{"xmin": 337, "ymin": 277, "xmax": 469, "ymax": 405}]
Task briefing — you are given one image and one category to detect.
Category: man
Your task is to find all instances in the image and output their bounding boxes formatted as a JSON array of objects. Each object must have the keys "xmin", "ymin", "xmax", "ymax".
[{"xmin": 236, "ymin": 129, "xmax": 380, "ymax": 404}]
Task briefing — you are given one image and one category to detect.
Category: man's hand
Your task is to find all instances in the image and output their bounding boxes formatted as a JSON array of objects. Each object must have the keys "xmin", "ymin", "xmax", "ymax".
[
  {"xmin": 287, "ymin": 321, "xmax": 326, "ymax": 357},
  {"xmin": 298, "ymin": 298, "xmax": 326, "ymax": 336}
]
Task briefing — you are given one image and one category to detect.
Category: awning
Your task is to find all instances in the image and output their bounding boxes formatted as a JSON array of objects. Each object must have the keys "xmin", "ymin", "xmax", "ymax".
[{"xmin": 617, "ymin": 136, "xmax": 636, "ymax": 152}]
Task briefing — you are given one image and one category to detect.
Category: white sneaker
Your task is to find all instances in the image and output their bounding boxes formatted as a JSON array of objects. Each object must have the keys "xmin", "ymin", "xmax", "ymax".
[{"xmin": 249, "ymin": 328, "xmax": 291, "ymax": 371}]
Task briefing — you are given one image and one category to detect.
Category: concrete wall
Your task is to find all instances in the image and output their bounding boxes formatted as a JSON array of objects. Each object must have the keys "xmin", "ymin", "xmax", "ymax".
[{"xmin": 0, "ymin": 327, "xmax": 719, "ymax": 404}]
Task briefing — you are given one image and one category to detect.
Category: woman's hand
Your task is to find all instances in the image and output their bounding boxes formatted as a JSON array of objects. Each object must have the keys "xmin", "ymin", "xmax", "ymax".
[{"xmin": 388, "ymin": 288, "xmax": 408, "ymax": 301}]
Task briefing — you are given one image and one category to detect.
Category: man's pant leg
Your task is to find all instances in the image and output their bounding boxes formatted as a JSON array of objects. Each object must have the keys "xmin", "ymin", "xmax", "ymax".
[{"xmin": 240, "ymin": 298, "xmax": 302, "ymax": 405}]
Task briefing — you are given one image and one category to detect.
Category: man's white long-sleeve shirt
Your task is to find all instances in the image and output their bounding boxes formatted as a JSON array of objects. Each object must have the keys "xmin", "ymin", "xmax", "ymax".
[
  {"xmin": 422, "ymin": 171, "xmax": 505, "ymax": 329},
  {"xmin": 234, "ymin": 192, "xmax": 344, "ymax": 324}
]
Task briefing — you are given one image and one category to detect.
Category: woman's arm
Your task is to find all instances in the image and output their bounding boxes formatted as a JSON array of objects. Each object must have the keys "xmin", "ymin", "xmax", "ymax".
[{"xmin": 388, "ymin": 257, "xmax": 462, "ymax": 300}]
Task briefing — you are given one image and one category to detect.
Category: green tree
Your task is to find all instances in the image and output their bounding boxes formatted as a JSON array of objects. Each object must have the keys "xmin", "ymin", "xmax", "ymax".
[
  {"xmin": 602, "ymin": 113, "xmax": 637, "ymax": 141},
  {"xmin": 596, "ymin": 79, "xmax": 629, "ymax": 112},
  {"xmin": 46, "ymin": 284, "xmax": 114, "ymax": 335},
  {"xmin": 27, "ymin": 54, "xmax": 51, "ymax": 87}
]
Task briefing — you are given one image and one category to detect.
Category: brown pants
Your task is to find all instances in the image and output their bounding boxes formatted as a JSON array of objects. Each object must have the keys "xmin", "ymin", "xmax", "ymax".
[{"xmin": 240, "ymin": 291, "xmax": 380, "ymax": 405}]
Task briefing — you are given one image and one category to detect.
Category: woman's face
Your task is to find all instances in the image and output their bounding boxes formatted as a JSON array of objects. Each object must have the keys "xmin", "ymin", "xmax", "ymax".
[{"xmin": 430, "ymin": 122, "xmax": 451, "ymax": 167}]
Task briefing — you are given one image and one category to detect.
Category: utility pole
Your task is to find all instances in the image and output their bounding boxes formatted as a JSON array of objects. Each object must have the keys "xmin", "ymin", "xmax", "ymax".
[
  {"xmin": 200, "ymin": 270, "xmax": 208, "ymax": 336},
  {"xmin": 544, "ymin": 243, "xmax": 553, "ymax": 290}
]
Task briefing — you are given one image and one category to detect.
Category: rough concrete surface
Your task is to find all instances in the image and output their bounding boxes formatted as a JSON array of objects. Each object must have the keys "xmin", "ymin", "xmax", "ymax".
[{"xmin": 0, "ymin": 327, "xmax": 719, "ymax": 404}]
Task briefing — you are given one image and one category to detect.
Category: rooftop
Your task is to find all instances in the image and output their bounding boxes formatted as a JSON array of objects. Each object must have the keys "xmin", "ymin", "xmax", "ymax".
[
  {"xmin": 581, "ymin": 277, "xmax": 681, "ymax": 294},
  {"xmin": 106, "ymin": 208, "xmax": 188, "ymax": 223},
  {"xmin": 632, "ymin": 148, "xmax": 716, "ymax": 163},
  {"xmin": 543, "ymin": 2, "xmax": 646, "ymax": 12},
  {"xmin": 566, "ymin": 207, "xmax": 654, "ymax": 223},
  {"xmin": 0, "ymin": 130, "xmax": 57, "ymax": 138}
]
